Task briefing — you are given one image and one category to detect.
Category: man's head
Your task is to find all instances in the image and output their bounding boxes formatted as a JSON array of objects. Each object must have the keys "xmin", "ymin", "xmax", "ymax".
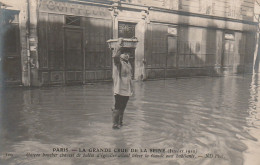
[{"xmin": 120, "ymin": 53, "xmax": 129, "ymax": 61}]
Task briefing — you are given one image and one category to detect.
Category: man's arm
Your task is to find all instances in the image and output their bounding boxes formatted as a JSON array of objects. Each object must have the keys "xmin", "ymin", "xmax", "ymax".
[{"xmin": 113, "ymin": 46, "xmax": 122, "ymax": 67}]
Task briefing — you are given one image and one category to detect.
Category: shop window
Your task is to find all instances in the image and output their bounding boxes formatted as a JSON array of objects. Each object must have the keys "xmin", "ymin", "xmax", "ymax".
[
  {"xmin": 118, "ymin": 22, "xmax": 136, "ymax": 38},
  {"xmin": 65, "ymin": 16, "xmax": 81, "ymax": 26}
]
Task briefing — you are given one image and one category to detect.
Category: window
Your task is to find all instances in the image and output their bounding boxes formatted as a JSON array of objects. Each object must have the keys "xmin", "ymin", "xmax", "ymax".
[
  {"xmin": 65, "ymin": 16, "xmax": 81, "ymax": 26},
  {"xmin": 118, "ymin": 22, "xmax": 136, "ymax": 38}
]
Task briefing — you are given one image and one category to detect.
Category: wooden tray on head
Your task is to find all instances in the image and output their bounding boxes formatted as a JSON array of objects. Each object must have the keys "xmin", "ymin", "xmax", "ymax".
[{"xmin": 107, "ymin": 38, "xmax": 138, "ymax": 49}]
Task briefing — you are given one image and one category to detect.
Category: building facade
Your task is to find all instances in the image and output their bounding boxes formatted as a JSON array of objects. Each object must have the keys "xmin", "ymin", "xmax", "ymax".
[
  {"xmin": 0, "ymin": 0, "xmax": 258, "ymax": 86},
  {"xmin": 0, "ymin": 2, "xmax": 21, "ymax": 85}
]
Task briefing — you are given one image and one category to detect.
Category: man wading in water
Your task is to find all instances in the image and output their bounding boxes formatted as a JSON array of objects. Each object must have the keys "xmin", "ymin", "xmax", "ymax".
[{"xmin": 112, "ymin": 39, "xmax": 133, "ymax": 129}]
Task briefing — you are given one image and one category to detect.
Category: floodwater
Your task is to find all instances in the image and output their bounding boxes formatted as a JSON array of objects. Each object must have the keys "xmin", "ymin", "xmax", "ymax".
[{"xmin": 0, "ymin": 74, "xmax": 260, "ymax": 165}]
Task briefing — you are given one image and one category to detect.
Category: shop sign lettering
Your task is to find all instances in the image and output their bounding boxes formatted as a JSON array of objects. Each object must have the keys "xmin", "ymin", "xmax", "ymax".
[{"xmin": 40, "ymin": 0, "xmax": 110, "ymax": 18}]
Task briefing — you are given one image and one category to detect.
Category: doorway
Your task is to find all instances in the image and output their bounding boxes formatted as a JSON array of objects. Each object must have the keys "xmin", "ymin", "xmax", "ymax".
[
  {"xmin": 64, "ymin": 28, "xmax": 83, "ymax": 84},
  {"xmin": 222, "ymin": 33, "xmax": 235, "ymax": 67},
  {"xmin": 2, "ymin": 13, "xmax": 21, "ymax": 85},
  {"xmin": 167, "ymin": 36, "xmax": 178, "ymax": 68}
]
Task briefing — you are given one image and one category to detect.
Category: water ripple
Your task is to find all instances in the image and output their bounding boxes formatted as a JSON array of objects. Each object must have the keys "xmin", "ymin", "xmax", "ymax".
[{"xmin": 1, "ymin": 75, "xmax": 260, "ymax": 165}]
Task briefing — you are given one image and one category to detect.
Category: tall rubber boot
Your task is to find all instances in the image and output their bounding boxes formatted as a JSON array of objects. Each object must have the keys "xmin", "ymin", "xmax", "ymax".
[
  {"xmin": 118, "ymin": 110, "xmax": 124, "ymax": 127},
  {"xmin": 112, "ymin": 109, "xmax": 120, "ymax": 129}
]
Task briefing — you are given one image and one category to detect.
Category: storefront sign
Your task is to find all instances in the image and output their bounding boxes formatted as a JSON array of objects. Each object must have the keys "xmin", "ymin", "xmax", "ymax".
[
  {"xmin": 168, "ymin": 27, "xmax": 177, "ymax": 35},
  {"xmin": 40, "ymin": 0, "xmax": 110, "ymax": 19},
  {"xmin": 225, "ymin": 33, "xmax": 235, "ymax": 40},
  {"xmin": 30, "ymin": 46, "xmax": 36, "ymax": 51}
]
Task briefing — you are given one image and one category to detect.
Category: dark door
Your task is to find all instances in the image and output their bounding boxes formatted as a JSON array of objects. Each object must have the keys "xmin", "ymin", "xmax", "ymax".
[
  {"xmin": 2, "ymin": 23, "xmax": 21, "ymax": 85},
  {"xmin": 223, "ymin": 40, "xmax": 235, "ymax": 67},
  {"xmin": 222, "ymin": 33, "xmax": 235, "ymax": 67},
  {"xmin": 167, "ymin": 36, "xmax": 178, "ymax": 68},
  {"xmin": 64, "ymin": 28, "xmax": 83, "ymax": 84}
]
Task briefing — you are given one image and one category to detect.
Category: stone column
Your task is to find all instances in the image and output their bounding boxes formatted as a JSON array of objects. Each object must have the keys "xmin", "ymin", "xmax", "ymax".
[
  {"xmin": 135, "ymin": 9, "xmax": 149, "ymax": 80},
  {"xmin": 0, "ymin": 4, "xmax": 4, "ymax": 86},
  {"xmin": 19, "ymin": 0, "xmax": 30, "ymax": 86},
  {"xmin": 109, "ymin": 2, "xmax": 120, "ymax": 79},
  {"xmin": 20, "ymin": 0, "xmax": 39, "ymax": 86},
  {"xmin": 28, "ymin": 0, "xmax": 39, "ymax": 86}
]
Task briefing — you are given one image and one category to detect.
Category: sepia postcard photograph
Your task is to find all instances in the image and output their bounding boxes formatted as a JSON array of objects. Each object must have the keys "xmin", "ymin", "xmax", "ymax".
[{"xmin": 0, "ymin": 0, "xmax": 260, "ymax": 165}]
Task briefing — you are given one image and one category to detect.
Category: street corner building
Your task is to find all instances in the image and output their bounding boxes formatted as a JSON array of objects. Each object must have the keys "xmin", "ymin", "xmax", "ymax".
[{"xmin": 0, "ymin": 0, "xmax": 259, "ymax": 86}]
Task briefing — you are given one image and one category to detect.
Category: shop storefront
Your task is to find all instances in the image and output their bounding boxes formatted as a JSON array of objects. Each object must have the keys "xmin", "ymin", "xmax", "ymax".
[
  {"xmin": 1, "ymin": 0, "xmax": 258, "ymax": 86},
  {"xmin": 0, "ymin": 3, "xmax": 21, "ymax": 85},
  {"xmin": 37, "ymin": 0, "xmax": 113, "ymax": 85}
]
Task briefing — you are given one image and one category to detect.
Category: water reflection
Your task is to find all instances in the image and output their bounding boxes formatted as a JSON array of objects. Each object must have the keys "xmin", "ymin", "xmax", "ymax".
[{"xmin": 0, "ymin": 75, "xmax": 260, "ymax": 165}]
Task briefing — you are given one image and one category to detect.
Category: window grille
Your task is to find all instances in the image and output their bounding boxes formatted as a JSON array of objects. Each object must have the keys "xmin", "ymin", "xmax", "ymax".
[
  {"xmin": 65, "ymin": 16, "xmax": 81, "ymax": 26},
  {"xmin": 118, "ymin": 22, "xmax": 136, "ymax": 38}
]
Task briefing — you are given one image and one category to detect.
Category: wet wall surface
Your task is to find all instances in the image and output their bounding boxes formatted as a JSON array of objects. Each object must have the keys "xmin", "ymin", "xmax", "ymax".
[{"xmin": 0, "ymin": 75, "xmax": 260, "ymax": 165}]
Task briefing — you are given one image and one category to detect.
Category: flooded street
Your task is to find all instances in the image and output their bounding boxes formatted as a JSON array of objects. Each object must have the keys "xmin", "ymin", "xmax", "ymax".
[{"xmin": 1, "ymin": 74, "xmax": 260, "ymax": 165}]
